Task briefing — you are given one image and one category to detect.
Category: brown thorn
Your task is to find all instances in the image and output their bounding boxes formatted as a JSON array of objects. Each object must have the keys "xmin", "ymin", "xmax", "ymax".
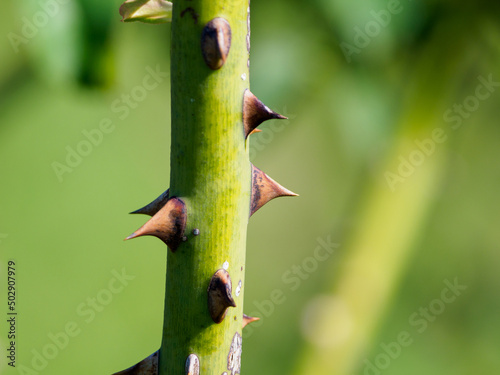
[
  {"xmin": 249, "ymin": 128, "xmax": 262, "ymax": 135},
  {"xmin": 201, "ymin": 18, "xmax": 231, "ymax": 70},
  {"xmin": 243, "ymin": 89, "xmax": 287, "ymax": 139},
  {"xmin": 242, "ymin": 314, "xmax": 260, "ymax": 329},
  {"xmin": 113, "ymin": 350, "xmax": 158, "ymax": 375},
  {"xmin": 250, "ymin": 164, "xmax": 298, "ymax": 216},
  {"xmin": 207, "ymin": 269, "xmax": 236, "ymax": 324},
  {"xmin": 125, "ymin": 197, "xmax": 187, "ymax": 252},
  {"xmin": 130, "ymin": 189, "xmax": 169, "ymax": 216}
]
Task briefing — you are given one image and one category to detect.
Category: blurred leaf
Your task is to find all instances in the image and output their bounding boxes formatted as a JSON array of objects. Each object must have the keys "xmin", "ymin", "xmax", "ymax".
[
  {"xmin": 14, "ymin": 0, "xmax": 84, "ymax": 86},
  {"xmin": 119, "ymin": 0, "xmax": 172, "ymax": 23}
]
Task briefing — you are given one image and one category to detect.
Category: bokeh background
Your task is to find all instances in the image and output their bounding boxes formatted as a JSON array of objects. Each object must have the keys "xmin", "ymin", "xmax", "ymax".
[{"xmin": 1, "ymin": 0, "xmax": 500, "ymax": 374}]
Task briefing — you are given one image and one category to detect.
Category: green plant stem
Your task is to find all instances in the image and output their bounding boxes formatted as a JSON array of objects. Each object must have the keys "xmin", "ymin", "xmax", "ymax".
[{"xmin": 160, "ymin": 1, "xmax": 250, "ymax": 374}]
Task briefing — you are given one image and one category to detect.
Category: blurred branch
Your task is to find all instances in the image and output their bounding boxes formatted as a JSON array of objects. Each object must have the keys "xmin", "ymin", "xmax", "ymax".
[{"xmin": 293, "ymin": 17, "xmax": 477, "ymax": 375}]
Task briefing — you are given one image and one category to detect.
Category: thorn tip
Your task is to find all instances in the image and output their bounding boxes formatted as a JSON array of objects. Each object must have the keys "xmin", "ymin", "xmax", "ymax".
[
  {"xmin": 242, "ymin": 314, "xmax": 260, "ymax": 329},
  {"xmin": 126, "ymin": 196, "xmax": 187, "ymax": 251},
  {"xmin": 250, "ymin": 164, "xmax": 297, "ymax": 216},
  {"xmin": 124, "ymin": 233, "xmax": 137, "ymax": 241},
  {"xmin": 243, "ymin": 89, "xmax": 287, "ymax": 139},
  {"xmin": 130, "ymin": 189, "xmax": 169, "ymax": 216},
  {"xmin": 249, "ymin": 128, "xmax": 262, "ymax": 135}
]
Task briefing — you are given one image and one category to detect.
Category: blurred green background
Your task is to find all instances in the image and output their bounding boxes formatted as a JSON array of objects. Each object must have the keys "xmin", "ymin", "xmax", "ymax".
[{"xmin": 1, "ymin": 0, "xmax": 500, "ymax": 374}]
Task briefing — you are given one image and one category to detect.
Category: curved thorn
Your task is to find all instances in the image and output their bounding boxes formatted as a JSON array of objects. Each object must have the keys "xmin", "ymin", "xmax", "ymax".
[
  {"xmin": 250, "ymin": 164, "xmax": 298, "ymax": 216},
  {"xmin": 125, "ymin": 197, "xmax": 187, "ymax": 252},
  {"xmin": 207, "ymin": 269, "xmax": 236, "ymax": 324},
  {"xmin": 130, "ymin": 189, "xmax": 169, "ymax": 216},
  {"xmin": 242, "ymin": 314, "xmax": 260, "ymax": 329},
  {"xmin": 243, "ymin": 89, "xmax": 287, "ymax": 139}
]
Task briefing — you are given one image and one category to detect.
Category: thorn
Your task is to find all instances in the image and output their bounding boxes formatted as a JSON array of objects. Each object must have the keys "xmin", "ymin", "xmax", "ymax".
[
  {"xmin": 242, "ymin": 314, "xmax": 260, "ymax": 329},
  {"xmin": 249, "ymin": 128, "xmax": 262, "ymax": 135},
  {"xmin": 125, "ymin": 197, "xmax": 187, "ymax": 252},
  {"xmin": 243, "ymin": 89, "xmax": 287, "ymax": 139},
  {"xmin": 250, "ymin": 164, "xmax": 298, "ymax": 216},
  {"xmin": 112, "ymin": 350, "xmax": 158, "ymax": 375},
  {"xmin": 201, "ymin": 17, "xmax": 231, "ymax": 70},
  {"xmin": 130, "ymin": 189, "xmax": 169, "ymax": 216},
  {"xmin": 207, "ymin": 269, "xmax": 236, "ymax": 324},
  {"xmin": 185, "ymin": 354, "xmax": 200, "ymax": 375}
]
